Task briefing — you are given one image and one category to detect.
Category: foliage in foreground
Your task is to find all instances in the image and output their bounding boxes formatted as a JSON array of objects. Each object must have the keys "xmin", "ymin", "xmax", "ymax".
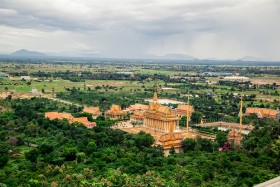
[{"xmin": 0, "ymin": 98, "xmax": 279, "ymax": 186}]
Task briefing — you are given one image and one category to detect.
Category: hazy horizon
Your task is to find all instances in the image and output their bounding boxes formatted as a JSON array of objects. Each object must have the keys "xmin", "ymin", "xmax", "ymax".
[{"xmin": 1, "ymin": 0, "xmax": 280, "ymax": 60}]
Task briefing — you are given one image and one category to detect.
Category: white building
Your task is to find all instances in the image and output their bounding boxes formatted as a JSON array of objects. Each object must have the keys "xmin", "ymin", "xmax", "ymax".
[
  {"xmin": 223, "ymin": 76, "xmax": 249, "ymax": 82},
  {"xmin": 20, "ymin": 76, "xmax": 31, "ymax": 80}
]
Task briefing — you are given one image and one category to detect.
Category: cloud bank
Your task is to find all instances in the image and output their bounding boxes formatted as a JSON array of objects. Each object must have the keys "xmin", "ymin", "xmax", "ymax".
[{"xmin": 0, "ymin": 0, "xmax": 279, "ymax": 60}]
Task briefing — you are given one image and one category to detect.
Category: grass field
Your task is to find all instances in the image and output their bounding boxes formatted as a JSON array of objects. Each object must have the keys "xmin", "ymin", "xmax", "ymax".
[
  {"xmin": 1, "ymin": 62, "xmax": 279, "ymax": 108},
  {"xmin": 0, "ymin": 78, "xmax": 168, "ymax": 93}
]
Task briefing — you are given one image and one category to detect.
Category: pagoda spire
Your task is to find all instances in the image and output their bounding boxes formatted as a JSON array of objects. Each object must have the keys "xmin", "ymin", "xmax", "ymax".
[
  {"xmin": 153, "ymin": 91, "xmax": 158, "ymax": 102},
  {"xmin": 153, "ymin": 82, "xmax": 158, "ymax": 102},
  {"xmin": 239, "ymin": 96, "xmax": 243, "ymax": 137},
  {"xmin": 186, "ymin": 91, "xmax": 190, "ymax": 138}
]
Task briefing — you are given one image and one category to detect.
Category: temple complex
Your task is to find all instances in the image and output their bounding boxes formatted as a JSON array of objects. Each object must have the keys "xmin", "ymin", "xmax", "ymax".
[
  {"xmin": 83, "ymin": 107, "xmax": 101, "ymax": 118},
  {"xmin": 105, "ymin": 105, "xmax": 126, "ymax": 119},
  {"xmin": 45, "ymin": 112, "xmax": 96, "ymax": 129},
  {"xmin": 143, "ymin": 91, "xmax": 180, "ymax": 132},
  {"xmin": 113, "ymin": 89, "xmax": 216, "ymax": 155}
]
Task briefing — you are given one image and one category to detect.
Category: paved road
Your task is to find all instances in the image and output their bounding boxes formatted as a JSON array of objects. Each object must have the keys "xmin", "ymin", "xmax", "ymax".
[{"xmin": 41, "ymin": 95, "xmax": 83, "ymax": 107}]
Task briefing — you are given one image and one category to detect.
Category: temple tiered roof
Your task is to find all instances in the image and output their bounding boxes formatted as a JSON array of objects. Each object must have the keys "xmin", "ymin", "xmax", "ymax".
[
  {"xmin": 145, "ymin": 102, "xmax": 179, "ymax": 121},
  {"xmin": 106, "ymin": 105, "xmax": 125, "ymax": 115},
  {"xmin": 159, "ymin": 132, "xmax": 183, "ymax": 149},
  {"xmin": 105, "ymin": 105, "xmax": 126, "ymax": 119}
]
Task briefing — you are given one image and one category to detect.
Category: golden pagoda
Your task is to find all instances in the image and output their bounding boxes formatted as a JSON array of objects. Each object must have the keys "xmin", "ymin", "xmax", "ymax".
[
  {"xmin": 143, "ymin": 89, "xmax": 180, "ymax": 132},
  {"xmin": 228, "ymin": 97, "xmax": 243, "ymax": 145},
  {"xmin": 186, "ymin": 92, "xmax": 190, "ymax": 138}
]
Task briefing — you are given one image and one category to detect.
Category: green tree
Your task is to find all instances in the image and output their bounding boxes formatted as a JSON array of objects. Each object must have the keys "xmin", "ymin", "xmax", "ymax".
[
  {"xmin": 86, "ymin": 141, "xmax": 97, "ymax": 155},
  {"xmin": 63, "ymin": 147, "xmax": 77, "ymax": 161},
  {"xmin": 216, "ymin": 131, "xmax": 227, "ymax": 147},
  {"xmin": 0, "ymin": 143, "xmax": 9, "ymax": 167},
  {"xmin": 39, "ymin": 143, "xmax": 53, "ymax": 155},
  {"xmin": 182, "ymin": 138, "xmax": 196, "ymax": 152},
  {"xmin": 76, "ymin": 152, "xmax": 86, "ymax": 163},
  {"xmin": 25, "ymin": 149, "xmax": 39, "ymax": 162},
  {"xmin": 191, "ymin": 111, "xmax": 203, "ymax": 123},
  {"xmin": 169, "ymin": 146, "xmax": 176, "ymax": 155}
]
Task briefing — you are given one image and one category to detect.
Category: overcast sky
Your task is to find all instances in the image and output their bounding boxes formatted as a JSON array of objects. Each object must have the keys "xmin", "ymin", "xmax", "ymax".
[{"xmin": 0, "ymin": 0, "xmax": 280, "ymax": 60}]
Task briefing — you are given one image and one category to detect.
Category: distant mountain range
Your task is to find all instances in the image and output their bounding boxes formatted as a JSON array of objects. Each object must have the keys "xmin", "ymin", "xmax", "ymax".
[
  {"xmin": 10, "ymin": 49, "xmax": 47, "ymax": 57},
  {"xmin": 238, "ymin": 56, "xmax": 264, "ymax": 61},
  {"xmin": 2, "ymin": 49, "xmax": 276, "ymax": 62}
]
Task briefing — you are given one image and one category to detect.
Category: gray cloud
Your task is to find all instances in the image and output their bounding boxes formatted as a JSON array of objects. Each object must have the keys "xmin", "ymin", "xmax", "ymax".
[{"xmin": 0, "ymin": 0, "xmax": 279, "ymax": 60}]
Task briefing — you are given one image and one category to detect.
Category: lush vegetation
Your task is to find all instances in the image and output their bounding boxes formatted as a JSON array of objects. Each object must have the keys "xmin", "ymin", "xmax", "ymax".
[{"xmin": 0, "ymin": 98, "xmax": 280, "ymax": 186}]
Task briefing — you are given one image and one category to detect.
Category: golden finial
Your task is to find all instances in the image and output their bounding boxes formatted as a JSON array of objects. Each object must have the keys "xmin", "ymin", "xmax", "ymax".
[
  {"xmin": 186, "ymin": 91, "xmax": 190, "ymax": 138},
  {"xmin": 239, "ymin": 96, "xmax": 243, "ymax": 137}
]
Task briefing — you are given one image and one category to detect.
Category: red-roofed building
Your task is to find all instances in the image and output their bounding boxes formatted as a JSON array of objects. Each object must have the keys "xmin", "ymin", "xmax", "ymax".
[
  {"xmin": 45, "ymin": 112, "xmax": 96, "ymax": 129},
  {"xmin": 83, "ymin": 107, "xmax": 101, "ymax": 119},
  {"xmin": 245, "ymin": 107, "xmax": 280, "ymax": 121}
]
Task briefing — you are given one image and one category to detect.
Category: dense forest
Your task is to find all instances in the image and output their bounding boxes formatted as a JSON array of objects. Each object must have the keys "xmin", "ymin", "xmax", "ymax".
[{"xmin": 0, "ymin": 97, "xmax": 280, "ymax": 186}]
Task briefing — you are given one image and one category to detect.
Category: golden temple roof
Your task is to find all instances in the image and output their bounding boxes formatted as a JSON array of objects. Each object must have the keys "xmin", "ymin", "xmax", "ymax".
[
  {"xmin": 144, "ymin": 90, "xmax": 179, "ymax": 121},
  {"xmin": 145, "ymin": 103, "xmax": 179, "ymax": 121},
  {"xmin": 153, "ymin": 91, "xmax": 158, "ymax": 102},
  {"xmin": 105, "ymin": 105, "xmax": 126, "ymax": 115},
  {"xmin": 159, "ymin": 132, "xmax": 183, "ymax": 149}
]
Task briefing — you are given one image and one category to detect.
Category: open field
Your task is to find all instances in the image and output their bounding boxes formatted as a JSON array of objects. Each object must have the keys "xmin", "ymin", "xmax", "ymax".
[
  {"xmin": 251, "ymin": 79, "xmax": 280, "ymax": 85},
  {"xmin": 1, "ymin": 62, "xmax": 280, "ymax": 110},
  {"xmin": 0, "ymin": 78, "xmax": 168, "ymax": 93}
]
